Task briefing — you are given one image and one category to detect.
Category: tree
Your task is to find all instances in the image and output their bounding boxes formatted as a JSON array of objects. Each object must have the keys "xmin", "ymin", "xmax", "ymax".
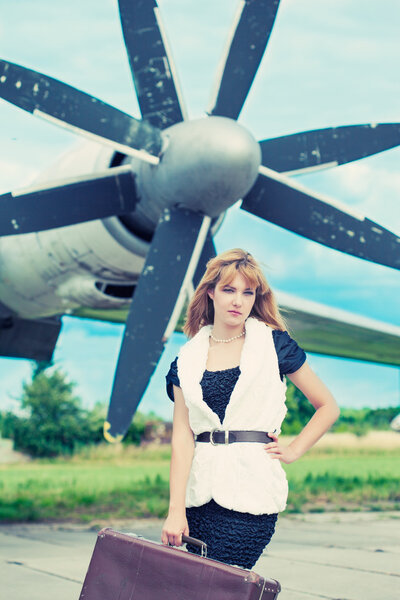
[
  {"xmin": 0, "ymin": 411, "xmax": 19, "ymax": 439},
  {"xmin": 11, "ymin": 364, "xmax": 90, "ymax": 457},
  {"xmin": 123, "ymin": 411, "xmax": 167, "ymax": 445},
  {"xmin": 31, "ymin": 359, "xmax": 54, "ymax": 379},
  {"xmin": 281, "ymin": 379, "xmax": 315, "ymax": 435}
]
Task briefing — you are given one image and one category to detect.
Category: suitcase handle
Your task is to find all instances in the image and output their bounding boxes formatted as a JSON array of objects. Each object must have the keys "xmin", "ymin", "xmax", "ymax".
[{"xmin": 182, "ymin": 535, "xmax": 208, "ymax": 558}]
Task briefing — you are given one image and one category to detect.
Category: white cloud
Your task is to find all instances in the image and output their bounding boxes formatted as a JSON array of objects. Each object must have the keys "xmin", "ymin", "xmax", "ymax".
[
  {"xmin": 0, "ymin": 360, "xmax": 32, "ymax": 411},
  {"xmin": 308, "ymin": 354, "xmax": 399, "ymax": 409},
  {"xmin": 0, "ymin": 159, "xmax": 38, "ymax": 194},
  {"xmin": 331, "ymin": 161, "xmax": 400, "ymax": 232}
]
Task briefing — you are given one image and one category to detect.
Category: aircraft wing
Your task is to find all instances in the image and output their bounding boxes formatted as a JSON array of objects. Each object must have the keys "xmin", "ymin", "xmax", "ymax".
[
  {"xmin": 276, "ymin": 291, "xmax": 400, "ymax": 367},
  {"xmin": 72, "ymin": 307, "xmax": 129, "ymax": 324},
  {"xmin": 71, "ymin": 294, "xmax": 400, "ymax": 368}
]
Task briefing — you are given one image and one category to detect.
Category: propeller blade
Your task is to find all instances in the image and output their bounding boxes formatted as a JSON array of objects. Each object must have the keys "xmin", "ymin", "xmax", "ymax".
[
  {"xmin": 104, "ymin": 208, "xmax": 211, "ymax": 442},
  {"xmin": 241, "ymin": 166, "xmax": 400, "ymax": 270},
  {"xmin": 0, "ymin": 166, "xmax": 137, "ymax": 235},
  {"xmin": 209, "ymin": 0, "xmax": 280, "ymax": 120},
  {"xmin": 193, "ymin": 230, "xmax": 217, "ymax": 288},
  {"xmin": 118, "ymin": 0, "xmax": 186, "ymax": 129},
  {"xmin": 0, "ymin": 60, "xmax": 162, "ymax": 163},
  {"xmin": 259, "ymin": 123, "xmax": 400, "ymax": 174}
]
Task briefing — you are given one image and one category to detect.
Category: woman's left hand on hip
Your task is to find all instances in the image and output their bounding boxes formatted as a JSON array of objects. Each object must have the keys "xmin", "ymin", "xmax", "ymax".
[{"xmin": 265, "ymin": 432, "xmax": 298, "ymax": 464}]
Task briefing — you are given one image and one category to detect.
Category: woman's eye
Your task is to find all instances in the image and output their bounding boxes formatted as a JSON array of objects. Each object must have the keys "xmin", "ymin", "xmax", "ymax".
[
  {"xmin": 245, "ymin": 291, "xmax": 254, "ymax": 295},
  {"xmin": 223, "ymin": 288, "xmax": 233, "ymax": 292}
]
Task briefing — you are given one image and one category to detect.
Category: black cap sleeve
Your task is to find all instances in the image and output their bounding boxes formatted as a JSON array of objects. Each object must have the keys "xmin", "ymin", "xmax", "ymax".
[
  {"xmin": 165, "ymin": 357, "xmax": 180, "ymax": 402},
  {"xmin": 272, "ymin": 330, "xmax": 306, "ymax": 380}
]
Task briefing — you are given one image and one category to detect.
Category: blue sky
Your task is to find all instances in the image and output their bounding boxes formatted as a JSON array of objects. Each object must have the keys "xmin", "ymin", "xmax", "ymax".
[{"xmin": 0, "ymin": 0, "xmax": 399, "ymax": 421}]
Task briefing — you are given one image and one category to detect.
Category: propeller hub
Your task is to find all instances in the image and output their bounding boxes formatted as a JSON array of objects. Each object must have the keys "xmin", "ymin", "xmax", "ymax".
[{"xmin": 137, "ymin": 116, "xmax": 261, "ymax": 223}]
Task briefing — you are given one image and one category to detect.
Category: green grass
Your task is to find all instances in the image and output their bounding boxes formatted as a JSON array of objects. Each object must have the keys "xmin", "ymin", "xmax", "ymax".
[
  {"xmin": 1, "ymin": 441, "xmax": 399, "ymax": 522},
  {"xmin": 283, "ymin": 452, "xmax": 400, "ymax": 512},
  {"xmin": 0, "ymin": 456, "xmax": 170, "ymax": 522}
]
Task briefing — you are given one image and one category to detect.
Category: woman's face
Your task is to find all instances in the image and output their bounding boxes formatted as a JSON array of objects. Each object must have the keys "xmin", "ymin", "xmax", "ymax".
[{"xmin": 208, "ymin": 272, "xmax": 256, "ymax": 328}]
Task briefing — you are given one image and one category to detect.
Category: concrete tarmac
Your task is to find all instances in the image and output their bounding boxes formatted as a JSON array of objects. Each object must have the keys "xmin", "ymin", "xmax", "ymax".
[{"xmin": 1, "ymin": 512, "xmax": 399, "ymax": 600}]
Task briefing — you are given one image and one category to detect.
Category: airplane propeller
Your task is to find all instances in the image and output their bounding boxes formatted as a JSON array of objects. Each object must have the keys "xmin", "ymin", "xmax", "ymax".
[
  {"xmin": 209, "ymin": 0, "xmax": 280, "ymax": 120},
  {"xmin": 259, "ymin": 124, "xmax": 400, "ymax": 174},
  {"xmin": 0, "ymin": 167, "xmax": 137, "ymax": 235},
  {"xmin": 0, "ymin": 0, "xmax": 399, "ymax": 440},
  {"xmin": 105, "ymin": 209, "xmax": 211, "ymax": 441},
  {"xmin": 0, "ymin": 60, "xmax": 162, "ymax": 163},
  {"xmin": 242, "ymin": 166, "xmax": 400, "ymax": 270},
  {"xmin": 118, "ymin": 0, "xmax": 187, "ymax": 129}
]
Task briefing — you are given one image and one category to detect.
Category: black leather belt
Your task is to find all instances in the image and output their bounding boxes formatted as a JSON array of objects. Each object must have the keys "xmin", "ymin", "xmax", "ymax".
[{"xmin": 195, "ymin": 430, "xmax": 274, "ymax": 445}]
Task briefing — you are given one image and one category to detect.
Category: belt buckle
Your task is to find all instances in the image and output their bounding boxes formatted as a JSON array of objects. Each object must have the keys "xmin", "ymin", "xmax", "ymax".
[
  {"xmin": 210, "ymin": 428, "xmax": 229, "ymax": 445},
  {"xmin": 210, "ymin": 428, "xmax": 219, "ymax": 445}
]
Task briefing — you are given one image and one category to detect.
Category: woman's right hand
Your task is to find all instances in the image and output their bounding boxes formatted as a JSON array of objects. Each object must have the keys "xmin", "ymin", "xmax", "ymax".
[{"xmin": 161, "ymin": 511, "xmax": 189, "ymax": 547}]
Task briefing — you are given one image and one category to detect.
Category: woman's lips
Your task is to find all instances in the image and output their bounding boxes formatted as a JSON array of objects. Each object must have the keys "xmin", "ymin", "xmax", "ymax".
[{"xmin": 228, "ymin": 310, "xmax": 241, "ymax": 316}]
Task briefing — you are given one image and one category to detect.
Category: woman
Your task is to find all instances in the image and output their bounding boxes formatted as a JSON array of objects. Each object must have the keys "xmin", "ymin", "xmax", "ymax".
[{"xmin": 161, "ymin": 248, "xmax": 339, "ymax": 569}]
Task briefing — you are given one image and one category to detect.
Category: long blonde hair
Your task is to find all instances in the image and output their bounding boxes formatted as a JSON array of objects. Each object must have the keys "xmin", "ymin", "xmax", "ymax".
[{"xmin": 184, "ymin": 248, "xmax": 287, "ymax": 338}]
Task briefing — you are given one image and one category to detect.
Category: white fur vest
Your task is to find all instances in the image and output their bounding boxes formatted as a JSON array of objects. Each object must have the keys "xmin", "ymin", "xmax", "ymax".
[{"xmin": 177, "ymin": 317, "xmax": 289, "ymax": 515}]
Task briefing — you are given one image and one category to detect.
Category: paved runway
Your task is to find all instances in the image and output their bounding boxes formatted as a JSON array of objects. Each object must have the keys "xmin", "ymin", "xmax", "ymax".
[{"xmin": 1, "ymin": 512, "xmax": 399, "ymax": 600}]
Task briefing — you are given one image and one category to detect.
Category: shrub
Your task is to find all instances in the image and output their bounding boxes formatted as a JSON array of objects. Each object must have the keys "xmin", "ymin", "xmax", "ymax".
[
  {"xmin": 0, "ymin": 411, "xmax": 19, "ymax": 439},
  {"xmin": 282, "ymin": 380, "xmax": 314, "ymax": 435},
  {"xmin": 10, "ymin": 365, "xmax": 91, "ymax": 457}
]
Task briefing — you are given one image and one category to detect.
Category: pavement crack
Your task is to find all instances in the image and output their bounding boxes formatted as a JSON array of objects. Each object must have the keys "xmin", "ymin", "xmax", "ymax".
[
  {"xmin": 5, "ymin": 560, "xmax": 82, "ymax": 585},
  {"xmin": 273, "ymin": 539, "xmax": 393, "ymax": 553},
  {"xmin": 284, "ymin": 586, "xmax": 349, "ymax": 599},
  {"xmin": 0, "ymin": 530, "xmax": 66, "ymax": 546},
  {"xmin": 268, "ymin": 553, "xmax": 400, "ymax": 578}
]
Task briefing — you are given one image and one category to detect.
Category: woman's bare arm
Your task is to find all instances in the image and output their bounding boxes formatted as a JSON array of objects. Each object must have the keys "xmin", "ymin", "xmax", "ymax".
[
  {"xmin": 266, "ymin": 361, "xmax": 340, "ymax": 463},
  {"xmin": 161, "ymin": 385, "xmax": 195, "ymax": 546}
]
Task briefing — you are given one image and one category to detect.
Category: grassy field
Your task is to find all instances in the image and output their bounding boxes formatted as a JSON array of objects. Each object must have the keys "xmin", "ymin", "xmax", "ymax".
[{"xmin": 1, "ymin": 433, "xmax": 399, "ymax": 523}]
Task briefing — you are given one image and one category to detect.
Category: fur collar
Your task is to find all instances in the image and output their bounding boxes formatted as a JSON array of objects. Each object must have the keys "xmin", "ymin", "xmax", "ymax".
[{"xmin": 177, "ymin": 317, "xmax": 274, "ymax": 428}]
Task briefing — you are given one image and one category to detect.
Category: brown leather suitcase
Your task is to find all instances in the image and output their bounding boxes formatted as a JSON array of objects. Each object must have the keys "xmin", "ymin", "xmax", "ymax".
[{"xmin": 79, "ymin": 528, "xmax": 280, "ymax": 599}]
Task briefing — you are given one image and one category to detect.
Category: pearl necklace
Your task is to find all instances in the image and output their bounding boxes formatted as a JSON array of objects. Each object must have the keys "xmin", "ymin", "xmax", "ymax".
[{"xmin": 210, "ymin": 329, "xmax": 245, "ymax": 343}]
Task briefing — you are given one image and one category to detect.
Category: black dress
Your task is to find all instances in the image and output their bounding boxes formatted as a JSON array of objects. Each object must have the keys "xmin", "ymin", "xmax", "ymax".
[{"xmin": 165, "ymin": 329, "xmax": 306, "ymax": 569}]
